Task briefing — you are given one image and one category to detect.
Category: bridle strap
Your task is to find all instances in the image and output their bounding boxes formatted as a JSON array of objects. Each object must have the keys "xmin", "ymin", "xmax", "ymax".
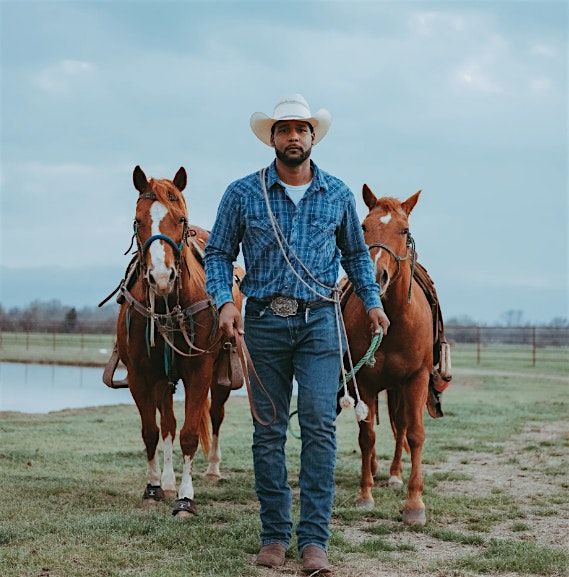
[
  {"xmin": 142, "ymin": 234, "xmax": 183, "ymax": 257},
  {"xmin": 367, "ymin": 236, "xmax": 416, "ymax": 303}
]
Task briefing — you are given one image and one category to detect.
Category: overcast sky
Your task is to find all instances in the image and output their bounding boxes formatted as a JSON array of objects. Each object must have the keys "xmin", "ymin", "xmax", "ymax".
[{"xmin": 1, "ymin": 0, "xmax": 567, "ymax": 323}]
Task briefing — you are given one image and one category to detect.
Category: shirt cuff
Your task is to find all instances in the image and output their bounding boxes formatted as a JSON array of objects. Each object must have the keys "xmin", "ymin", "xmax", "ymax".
[
  {"xmin": 361, "ymin": 291, "xmax": 383, "ymax": 313},
  {"xmin": 213, "ymin": 291, "xmax": 234, "ymax": 311}
]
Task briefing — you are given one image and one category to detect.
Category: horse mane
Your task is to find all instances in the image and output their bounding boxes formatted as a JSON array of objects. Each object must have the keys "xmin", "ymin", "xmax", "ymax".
[{"xmin": 183, "ymin": 244, "xmax": 206, "ymax": 294}]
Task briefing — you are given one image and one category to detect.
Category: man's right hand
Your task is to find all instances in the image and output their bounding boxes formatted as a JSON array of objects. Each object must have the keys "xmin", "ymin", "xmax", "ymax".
[{"xmin": 219, "ymin": 302, "xmax": 244, "ymax": 338}]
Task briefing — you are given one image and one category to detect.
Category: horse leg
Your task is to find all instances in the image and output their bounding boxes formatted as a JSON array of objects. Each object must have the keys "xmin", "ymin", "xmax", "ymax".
[
  {"xmin": 387, "ymin": 389, "xmax": 406, "ymax": 490},
  {"xmin": 356, "ymin": 390, "xmax": 377, "ymax": 510},
  {"xmin": 174, "ymin": 360, "xmax": 213, "ymax": 519},
  {"xmin": 401, "ymin": 372, "xmax": 429, "ymax": 526},
  {"xmin": 204, "ymin": 382, "xmax": 230, "ymax": 481},
  {"xmin": 157, "ymin": 383, "xmax": 177, "ymax": 498},
  {"xmin": 130, "ymin": 374, "xmax": 165, "ymax": 507},
  {"xmin": 371, "ymin": 395, "xmax": 381, "ymax": 481}
]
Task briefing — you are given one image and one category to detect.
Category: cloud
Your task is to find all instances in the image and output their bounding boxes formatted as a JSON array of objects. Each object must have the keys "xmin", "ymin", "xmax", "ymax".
[
  {"xmin": 407, "ymin": 11, "xmax": 465, "ymax": 36},
  {"xmin": 33, "ymin": 59, "xmax": 95, "ymax": 95},
  {"xmin": 453, "ymin": 61, "xmax": 504, "ymax": 94},
  {"xmin": 530, "ymin": 43, "xmax": 556, "ymax": 58}
]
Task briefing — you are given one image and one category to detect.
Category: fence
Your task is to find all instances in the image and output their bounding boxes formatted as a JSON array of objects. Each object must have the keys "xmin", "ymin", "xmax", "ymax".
[
  {"xmin": 0, "ymin": 325, "xmax": 568, "ymax": 369},
  {"xmin": 445, "ymin": 326, "xmax": 568, "ymax": 370}
]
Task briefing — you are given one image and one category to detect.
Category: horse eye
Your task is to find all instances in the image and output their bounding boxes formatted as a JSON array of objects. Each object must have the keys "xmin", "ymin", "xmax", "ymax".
[
  {"xmin": 361, "ymin": 224, "xmax": 367, "ymax": 232},
  {"xmin": 401, "ymin": 228, "xmax": 409, "ymax": 235}
]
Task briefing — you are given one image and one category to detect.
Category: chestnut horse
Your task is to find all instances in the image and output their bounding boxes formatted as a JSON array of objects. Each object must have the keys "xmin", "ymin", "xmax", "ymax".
[
  {"xmin": 116, "ymin": 165, "xmax": 242, "ymax": 517},
  {"xmin": 342, "ymin": 185, "xmax": 432, "ymax": 525}
]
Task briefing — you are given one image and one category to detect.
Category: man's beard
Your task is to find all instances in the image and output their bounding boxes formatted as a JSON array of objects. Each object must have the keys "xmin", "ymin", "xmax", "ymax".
[{"xmin": 275, "ymin": 145, "xmax": 312, "ymax": 167}]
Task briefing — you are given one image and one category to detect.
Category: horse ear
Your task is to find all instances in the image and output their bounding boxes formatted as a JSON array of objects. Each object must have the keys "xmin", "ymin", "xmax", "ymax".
[
  {"xmin": 133, "ymin": 165, "xmax": 148, "ymax": 194},
  {"xmin": 362, "ymin": 184, "xmax": 378, "ymax": 211},
  {"xmin": 173, "ymin": 167, "xmax": 187, "ymax": 192},
  {"xmin": 401, "ymin": 190, "xmax": 421, "ymax": 216}
]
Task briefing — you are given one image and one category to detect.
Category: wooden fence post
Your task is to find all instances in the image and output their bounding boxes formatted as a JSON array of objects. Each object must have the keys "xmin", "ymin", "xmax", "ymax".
[
  {"xmin": 532, "ymin": 326, "xmax": 536, "ymax": 367},
  {"xmin": 477, "ymin": 326, "xmax": 481, "ymax": 364}
]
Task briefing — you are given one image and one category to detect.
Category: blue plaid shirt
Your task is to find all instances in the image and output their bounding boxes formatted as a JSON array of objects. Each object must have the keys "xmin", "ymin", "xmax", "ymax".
[{"xmin": 204, "ymin": 160, "xmax": 382, "ymax": 312}]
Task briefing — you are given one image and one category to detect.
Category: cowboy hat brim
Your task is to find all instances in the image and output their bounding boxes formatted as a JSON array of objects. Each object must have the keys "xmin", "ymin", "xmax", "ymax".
[{"xmin": 250, "ymin": 108, "xmax": 332, "ymax": 147}]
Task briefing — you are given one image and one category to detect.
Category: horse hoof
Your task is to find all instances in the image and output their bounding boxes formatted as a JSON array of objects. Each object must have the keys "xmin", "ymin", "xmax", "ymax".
[
  {"xmin": 203, "ymin": 472, "xmax": 222, "ymax": 482},
  {"xmin": 142, "ymin": 484, "xmax": 165, "ymax": 505},
  {"xmin": 163, "ymin": 489, "xmax": 177, "ymax": 499},
  {"xmin": 174, "ymin": 510, "xmax": 193, "ymax": 520},
  {"xmin": 142, "ymin": 498, "xmax": 161, "ymax": 508},
  {"xmin": 402, "ymin": 508, "xmax": 426, "ymax": 526},
  {"xmin": 172, "ymin": 497, "xmax": 197, "ymax": 517},
  {"xmin": 355, "ymin": 498, "xmax": 374, "ymax": 511},
  {"xmin": 388, "ymin": 476, "xmax": 404, "ymax": 489}
]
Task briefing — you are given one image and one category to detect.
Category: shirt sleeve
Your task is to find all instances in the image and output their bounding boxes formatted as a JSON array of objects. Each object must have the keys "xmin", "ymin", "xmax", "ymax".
[
  {"xmin": 337, "ymin": 190, "xmax": 383, "ymax": 312},
  {"xmin": 204, "ymin": 183, "xmax": 243, "ymax": 309}
]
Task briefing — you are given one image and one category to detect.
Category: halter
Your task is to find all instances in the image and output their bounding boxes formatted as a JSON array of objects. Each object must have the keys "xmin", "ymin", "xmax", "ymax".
[{"xmin": 368, "ymin": 232, "xmax": 417, "ymax": 303}]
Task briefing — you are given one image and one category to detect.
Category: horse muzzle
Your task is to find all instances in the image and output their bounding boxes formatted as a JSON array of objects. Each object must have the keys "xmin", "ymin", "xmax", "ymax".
[{"xmin": 147, "ymin": 266, "xmax": 177, "ymax": 296}]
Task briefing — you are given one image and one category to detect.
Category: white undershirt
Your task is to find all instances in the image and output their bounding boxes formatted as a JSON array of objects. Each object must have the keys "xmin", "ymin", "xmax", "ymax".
[{"xmin": 278, "ymin": 179, "xmax": 312, "ymax": 206}]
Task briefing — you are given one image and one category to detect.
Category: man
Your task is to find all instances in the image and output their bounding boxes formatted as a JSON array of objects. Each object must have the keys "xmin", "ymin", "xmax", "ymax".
[{"xmin": 204, "ymin": 94, "xmax": 389, "ymax": 574}]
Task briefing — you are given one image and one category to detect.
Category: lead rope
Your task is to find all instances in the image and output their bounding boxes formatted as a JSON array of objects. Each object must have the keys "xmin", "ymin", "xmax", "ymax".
[{"xmin": 259, "ymin": 168, "xmax": 371, "ymax": 421}]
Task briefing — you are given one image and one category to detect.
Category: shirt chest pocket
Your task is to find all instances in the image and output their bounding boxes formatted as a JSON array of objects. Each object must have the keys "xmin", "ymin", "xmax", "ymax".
[
  {"xmin": 309, "ymin": 217, "xmax": 337, "ymax": 247},
  {"xmin": 245, "ymin": 217, "xmax": 276, "ymax": 249}
]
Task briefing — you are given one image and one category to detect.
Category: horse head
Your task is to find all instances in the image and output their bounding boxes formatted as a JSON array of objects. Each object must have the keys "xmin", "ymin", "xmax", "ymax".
[
  {"xmin": 132, "ymin": 165, "xmax": 189, "ymax": 297},
  {"xmin": 361, "ymin": 184, "xmax": 420, "ymax": 296}
]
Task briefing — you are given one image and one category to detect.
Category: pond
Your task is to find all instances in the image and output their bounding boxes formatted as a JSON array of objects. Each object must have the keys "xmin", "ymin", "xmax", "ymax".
[{"xmin": 0, "ymin": 362, "xmax": 248, "ymax": 413}]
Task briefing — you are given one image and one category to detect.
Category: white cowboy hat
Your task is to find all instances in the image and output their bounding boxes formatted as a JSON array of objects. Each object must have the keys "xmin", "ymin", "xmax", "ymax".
[{"xmin": 250, "ymin": 94, "xmax": 332, "ymax": 147}]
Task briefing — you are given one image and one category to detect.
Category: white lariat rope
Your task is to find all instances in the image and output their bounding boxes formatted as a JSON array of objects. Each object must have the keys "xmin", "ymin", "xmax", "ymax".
[{"xmin": 259, "ymin": 168, "xmax": 370, "ymax": 422}]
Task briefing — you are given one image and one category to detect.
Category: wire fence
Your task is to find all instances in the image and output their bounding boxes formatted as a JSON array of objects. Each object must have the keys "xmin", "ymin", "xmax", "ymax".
[
  {"xmin": 445, "ymin": 326, "xmax": 568, "ymax": 370},
  {"xmin": 0, "ymin": 325, "xmax": 568, "ymax": 369}
]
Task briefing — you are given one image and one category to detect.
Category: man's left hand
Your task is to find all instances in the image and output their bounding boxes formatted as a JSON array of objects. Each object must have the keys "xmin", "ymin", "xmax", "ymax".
[{"xmin": 368, "ymin": 307, "xmax": 390, "ymax": 336}]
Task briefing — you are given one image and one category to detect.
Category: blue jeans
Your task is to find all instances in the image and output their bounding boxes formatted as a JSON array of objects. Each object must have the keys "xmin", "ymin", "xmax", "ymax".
[{"xmin": 244, "ymin": 299, "xmax": 345, "ymax": 554}]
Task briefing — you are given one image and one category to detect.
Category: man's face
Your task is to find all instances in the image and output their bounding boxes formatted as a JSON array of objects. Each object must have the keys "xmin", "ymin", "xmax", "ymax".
[{"xmin": 270, "ymin": 120, "xmax": 314, "ymax": 167}]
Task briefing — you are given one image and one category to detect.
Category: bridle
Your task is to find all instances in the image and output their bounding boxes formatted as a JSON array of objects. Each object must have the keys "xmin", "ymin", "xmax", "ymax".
[{"xmin": 367, "ymin": 232, "xmax": 417, "ymax": 303}]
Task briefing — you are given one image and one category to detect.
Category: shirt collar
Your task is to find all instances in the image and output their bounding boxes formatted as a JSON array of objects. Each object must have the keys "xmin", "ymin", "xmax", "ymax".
[{"xmin": 267, "ymin": 160, "xmax": 329, "ymax": 193}]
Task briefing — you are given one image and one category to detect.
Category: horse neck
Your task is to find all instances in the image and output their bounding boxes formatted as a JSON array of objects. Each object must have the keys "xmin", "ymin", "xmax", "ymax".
[{"xmin": 383, "ymin": 261, "xmax": 413, "ymax": 311}]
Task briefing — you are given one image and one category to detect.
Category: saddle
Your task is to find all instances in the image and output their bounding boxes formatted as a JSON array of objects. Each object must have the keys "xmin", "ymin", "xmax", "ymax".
[{"xmin": 340, "ymin": 261, "xmax": 452, "ymax": 419}]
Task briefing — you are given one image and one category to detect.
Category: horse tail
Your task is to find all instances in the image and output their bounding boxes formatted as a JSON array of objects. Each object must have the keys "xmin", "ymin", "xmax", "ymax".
[
  {"xmin": 387, "ymin": 389, "xmax": 410, "ymax": 455},
  {"xmin": 198, "ymin": 397, "xmax": 211, "ymax": 457}
]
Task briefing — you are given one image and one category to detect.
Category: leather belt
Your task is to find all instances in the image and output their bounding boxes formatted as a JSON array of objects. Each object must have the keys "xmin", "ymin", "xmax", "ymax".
[{"xmin": 249, "ymin": 295, "xmax": 330, "ymax": 317}]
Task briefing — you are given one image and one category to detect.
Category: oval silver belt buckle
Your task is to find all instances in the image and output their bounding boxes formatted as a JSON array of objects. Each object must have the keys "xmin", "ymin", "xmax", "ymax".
[{"xmin": 270, "ymin": 296, "xmax": 298, "ymax": 317}]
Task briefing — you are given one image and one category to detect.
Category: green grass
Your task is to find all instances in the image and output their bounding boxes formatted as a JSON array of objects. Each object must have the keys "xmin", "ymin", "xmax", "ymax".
[
  {"xmin": 1, "ymin": 359, "xmax": 568, "ymax": 576},
  {"xmin": 0, "ymin": 331, "xmax": 115, "ymax": 366},
  {"xmin": 451, "ymin": 539, "xmax": 569, "ymax": 575}
]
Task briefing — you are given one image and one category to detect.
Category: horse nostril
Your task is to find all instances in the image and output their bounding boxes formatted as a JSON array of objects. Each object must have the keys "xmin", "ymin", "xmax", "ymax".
[
  {"xmin": 148, "ymin": 270, "xmax": 157, "ymax": 286},
  {"xmin": 169, "ymin": 269, "xmax": 176, "ymax": 282},
  {"xmin": 381, "ymin": 269, "xmax": 389, "ymax": 287}
]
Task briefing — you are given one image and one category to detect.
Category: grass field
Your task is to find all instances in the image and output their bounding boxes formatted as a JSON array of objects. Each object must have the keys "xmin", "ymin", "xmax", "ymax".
[
  {"xmin": 1, "ymin": 331, "xmax": 567, "ymax": 372},
  {"xmin": 1, "ymin": 359, "xmax": 568, "ymax": 576}
]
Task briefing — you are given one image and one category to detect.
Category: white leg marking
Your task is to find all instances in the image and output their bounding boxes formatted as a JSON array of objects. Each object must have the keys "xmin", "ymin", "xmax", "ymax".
[
  {"xmin": 161, "ymin": 434, "xmax": 176, "ymax": 492},
  {"xmin": 205, "ymin": 434, "xmax": 221, "ymax": 478},
  {"xmin": 388, "ymin": 474, "xmax": 404, "ymax": 488},
  {"xmin": 147, "ymin": 454, "xmax": 161, "ymax": 486},
  {"xmin": 379, "ymin": 212, "xmax": 392, "ymax": 224},
  {"xmin": 178, "ymin": 455, "xmax": 194, "ymax": 500}
]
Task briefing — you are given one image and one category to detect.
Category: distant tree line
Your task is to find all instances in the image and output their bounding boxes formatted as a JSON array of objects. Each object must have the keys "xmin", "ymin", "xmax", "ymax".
[
  {"xmin": 0, "ymin": 300, "xmax": 118, "ymax": 333},
  {"xmin": 1, "ymin": 301, "xmax": 567, "ymax": 338}
]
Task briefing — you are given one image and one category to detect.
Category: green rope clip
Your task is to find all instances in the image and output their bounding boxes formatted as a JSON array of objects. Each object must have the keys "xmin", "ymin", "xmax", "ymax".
[{"xmin": 288, "ymin": 329, "xmax": 383, "ymax": 440}]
